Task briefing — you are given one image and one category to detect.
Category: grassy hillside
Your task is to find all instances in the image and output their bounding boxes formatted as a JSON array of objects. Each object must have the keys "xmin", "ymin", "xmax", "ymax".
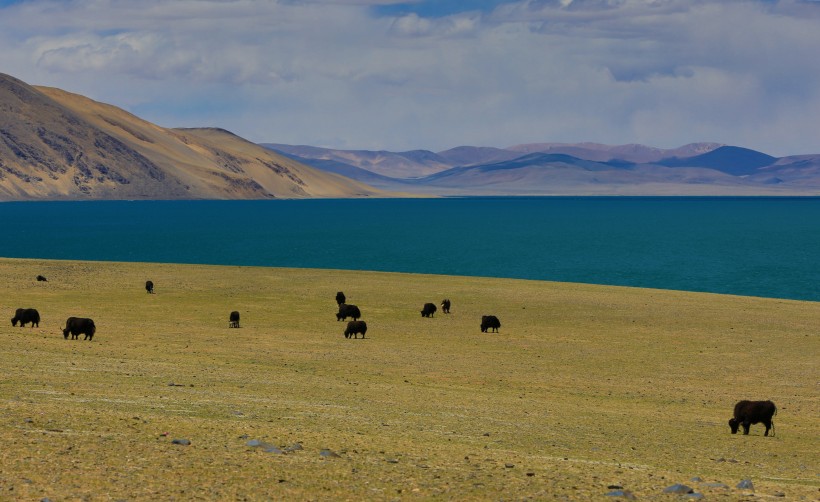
[{"xmin": 0, "ymin": 258, "xmax": 817, "ymax": 500}]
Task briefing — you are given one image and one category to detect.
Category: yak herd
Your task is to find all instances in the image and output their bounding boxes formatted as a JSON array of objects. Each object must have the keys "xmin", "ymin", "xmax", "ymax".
[
  {"xmin": 9, "ymin": 275, "xmax": 779, "ymax": 437},
  {"xmin": 334, "ymin": 292, "xmax": 499, "ymax": 341}
]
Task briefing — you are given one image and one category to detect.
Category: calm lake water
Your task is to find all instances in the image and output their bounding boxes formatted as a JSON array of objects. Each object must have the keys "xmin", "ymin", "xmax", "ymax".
[{"xmin": 1, "ymin": 197, "xmax": 819, "ymax": 301}]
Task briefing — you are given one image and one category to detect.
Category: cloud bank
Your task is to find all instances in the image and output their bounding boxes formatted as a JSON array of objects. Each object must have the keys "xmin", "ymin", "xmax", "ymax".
[{"xmin": 1, "ymin": 0, "xmax": 818, "ymax": 155}]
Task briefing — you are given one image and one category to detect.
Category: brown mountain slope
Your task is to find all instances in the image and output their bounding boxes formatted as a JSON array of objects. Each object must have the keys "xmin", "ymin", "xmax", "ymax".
[{"xmin": 0, "ymin": 73, "xmax": 384, "ymax": 200}]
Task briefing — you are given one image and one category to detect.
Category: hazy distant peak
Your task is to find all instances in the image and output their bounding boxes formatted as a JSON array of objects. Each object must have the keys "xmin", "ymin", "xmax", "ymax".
[
  {"xmin": 505, "ymin": 141, "xmax": 725, "ymax": 163},
  {"xmin": 265, "ymin": 140, "xmax": 820, "ymax": 196}
]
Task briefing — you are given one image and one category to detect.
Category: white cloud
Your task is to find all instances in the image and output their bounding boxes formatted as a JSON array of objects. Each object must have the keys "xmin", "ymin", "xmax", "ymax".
[{"xmin": 0, "ymin": 0, "xmax": 818, "ymax": 155}]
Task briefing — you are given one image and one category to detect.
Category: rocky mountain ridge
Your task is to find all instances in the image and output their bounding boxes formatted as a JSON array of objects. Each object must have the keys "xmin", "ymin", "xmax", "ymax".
[{"xmin": 0, "ymin": 73, "xmax": 384, "ymax": 200}]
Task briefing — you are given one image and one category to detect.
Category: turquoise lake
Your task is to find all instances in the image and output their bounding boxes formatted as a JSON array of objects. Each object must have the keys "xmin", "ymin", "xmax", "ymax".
[{"xmin": 1, "ymin": 197, "xmax": 818, "ymax": 301}]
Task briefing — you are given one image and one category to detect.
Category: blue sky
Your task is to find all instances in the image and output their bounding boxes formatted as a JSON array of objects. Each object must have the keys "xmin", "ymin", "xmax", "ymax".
[
  {"xmin": 375, "ymin": 0, "xmax": 511, "ymax": 17},
  {"xmin": 1, "ymin": 0, "xmax": 819, "ymax": 155}
]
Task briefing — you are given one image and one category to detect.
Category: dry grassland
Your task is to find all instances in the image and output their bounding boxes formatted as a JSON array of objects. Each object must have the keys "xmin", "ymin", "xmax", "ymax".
[{"xmin": 0, "ymin": 258, "xmax": 817, "ymax": 500}]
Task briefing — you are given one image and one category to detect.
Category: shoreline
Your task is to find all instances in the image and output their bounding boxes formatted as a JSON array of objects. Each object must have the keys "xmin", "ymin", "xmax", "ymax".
[{"xmin": 2, "ymin": 256, "xmax": 817, "ymax": 305}]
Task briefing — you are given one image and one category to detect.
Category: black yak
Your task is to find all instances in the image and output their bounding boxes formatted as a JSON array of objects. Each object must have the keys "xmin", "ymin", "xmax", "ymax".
[
  {"xmin": 421, "ymin": 303, "xmax": 437, "ymax": 318},
  {"xmin": 145, "ymin": 280, "xmax": 154, "ymax": 294},
  {"xmin": 336, "ymin": 304, "xmax": 361, "ymax": 321},
  {"xmin": 344, "ymin": 320, "xmax": 367, "ymax": 339},
  {"xmin": 441, "ymin": 299, "xmax": 451, "ymax": 314},
  {"xmin": 11, "ymin": 308, "xmax": 40, "ymax": 327},
  {"xmin": 729, "ymin": 400, "xmax": 777, "ymax": 436},
  {"xmin": 63, "ymin": 317, "xmax": 96, "ymax": 341},
  {"xmin": 480, "ymin": 315, "xmax": 501, "ymax": 333},
  {"xmin": 336, "ymin": 291, "xmax": 346, "ymax": 305},
  {"xmin": 229, "ymin": 311, "xmax": 240, "ymax": 328}
]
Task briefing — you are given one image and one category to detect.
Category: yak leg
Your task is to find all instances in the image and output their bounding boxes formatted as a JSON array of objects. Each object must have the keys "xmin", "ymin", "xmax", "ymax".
[
  {"xmin": 742, "ymin": 421, "xmax": 751, "ymax": 435},
  {"xmin": 763, "ymin": 420, "xmax": 772, "ymax": 437}
]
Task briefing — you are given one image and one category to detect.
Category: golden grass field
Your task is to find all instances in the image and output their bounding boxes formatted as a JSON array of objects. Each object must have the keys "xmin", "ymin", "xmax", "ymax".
[{"xmin": 0, "ymin": 258, "xmax": 817, "ymax": 500}]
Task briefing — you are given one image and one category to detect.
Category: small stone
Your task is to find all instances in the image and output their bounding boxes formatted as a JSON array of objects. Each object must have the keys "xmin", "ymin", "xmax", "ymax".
[
  {"xmin": 386, "ymin": 458, "xmax": 399, "ymax": 463},
  {"xmin": 320, "ymin": 449, "xmax": 341, "ymax": 458},
  {"xmin": 505, "ymin": 463, "xmax": 515, "ymax": 468},
  {"xmin": 773, "ymin": 492, "xmax": 785, "ymax": 498},
  {"xmin": 690, "ymin": 477, "xmax": 703, "ymax": 482},
  {"xmin": 605, "ymin": 490, "xmax": 637, "ymax": 500},
  {"xmin": 483, "ymin": 432, "xmax": 491, "ymax": 437},
  {"xmin": 736, "ymin": 479, "xmax": 754, "ymax": 490},
  {"xmin": 246, "ymin": 439, "xmax": 283, "ymax": 453},
  {"xmin": 663, "ymin": 484, "xmax": 694, "ymax": 494},
  {"xmin": 171, "ymin": 439, "xmax": 191, "ymax": 446},
  {"xmin": 526, "ymin": 472, "xmax": 535, "ymax": 477},
  {"xmin": 284, "ymin": 443, "xmax": 303, "ymax": 452}
]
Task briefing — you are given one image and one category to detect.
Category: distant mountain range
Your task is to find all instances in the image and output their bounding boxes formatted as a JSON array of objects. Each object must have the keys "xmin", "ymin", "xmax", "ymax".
[
  {"xmin": 2, "ymin": 71, "xmax": 818, "ymax": 200},
  {"xmin": 0, "ymin": 73, "xmax": 383, "ymax": 200},
  {"xmin": 264, "ymin": 143, "xmax": 820, "ymax": 196}
]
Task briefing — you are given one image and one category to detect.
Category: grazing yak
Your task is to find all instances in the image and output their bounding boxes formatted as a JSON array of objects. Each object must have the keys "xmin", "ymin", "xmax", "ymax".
[
  {"xmin": 145, "ymin": 280, "xmax": 154, "ymax": 294},
  {"xmin": 441, "ymin": 299, "xmax": 451, "ymax": 314},
  {"xmin": 421, "ymin": 303, "xmax": 437, "ymax": 318},
  {"xmin": 336, "ymin": 304, "xmax": 361, "ymax": 321},
  {"xmin": 11, "ymin": 308, "xmax": 40, "ymax": 327},
  {"xmin": 480, "ymin": 315, "xmax": 501, "ymax": 333},
  {"xmin": 336, "ymin": 291, "xmax": 346, "ymax": 305},
  {"xmin": 729, "ymin": 400, "xmax": 777, "ymax": 436},
  {"xmin": 36, "ymin": 275, "xmax": 48, "ymax": 282},
  {"xmin": 229, "ymin": 311, "xmax": 240, "ymax": 328},
  {"xmin": 63, "ymin": 317, "xmax": 96, "ymax": 341},
  {"xmin": 344, "ymin": 320, "xmax": 367, "ymax": 339}
]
